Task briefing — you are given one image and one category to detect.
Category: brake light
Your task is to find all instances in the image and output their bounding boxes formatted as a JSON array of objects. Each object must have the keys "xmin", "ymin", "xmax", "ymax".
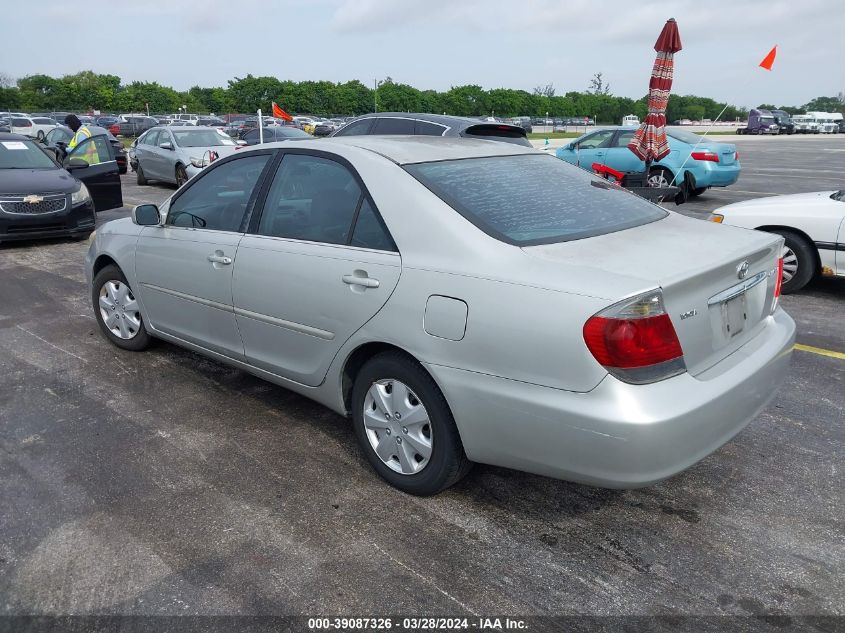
[
  {"xmin": 691, "ymin": 151, "xmax": 719, "ymax": 162},
  {"xmin": 772, "ymin": 256, "xmax": 784, "ymax": 312},
  {"xmin": 735, "ymin": 151, "xmax": 740, "ymax": 161},
  {"xmin": 583, "ymin": 290, "xmax": 686, "ymax": 384}
]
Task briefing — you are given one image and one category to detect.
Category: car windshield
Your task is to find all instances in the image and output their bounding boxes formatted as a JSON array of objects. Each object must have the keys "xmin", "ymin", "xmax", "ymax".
[
  {"xmin": 0, "ymin": 138, "xmax": 57, "ymax": 170},
  {"xmin": 405, "ymin": 154, "xmax": 667, "ymax": 246},
  {"xmin": 172, "ymin": 129, "xmax": 236, "ymax": 147}
]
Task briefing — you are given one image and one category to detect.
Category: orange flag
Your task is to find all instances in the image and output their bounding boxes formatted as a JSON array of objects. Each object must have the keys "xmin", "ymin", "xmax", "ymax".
[
  {"xmin": 272, "ymin": 102, "xmax": 293, "ymax": 121},
  {"xmin": 759, "ymin": 46, "xmax": 777, "ymax": 71}
]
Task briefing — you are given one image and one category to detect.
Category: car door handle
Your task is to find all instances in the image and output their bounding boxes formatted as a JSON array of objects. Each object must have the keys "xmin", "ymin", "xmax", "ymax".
[
  {"xmin": 207, "ymin": 254, "xmax": 232, "ymax": 265},
  {"xmin": 342, "ymin": 274, "xmax": 379, "ymax": 288}
]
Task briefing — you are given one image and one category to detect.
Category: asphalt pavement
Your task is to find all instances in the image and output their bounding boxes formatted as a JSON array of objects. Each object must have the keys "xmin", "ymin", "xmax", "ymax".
[{"xmin": 0, "ymin": 135, "xmax": 842, "ymax": 627}]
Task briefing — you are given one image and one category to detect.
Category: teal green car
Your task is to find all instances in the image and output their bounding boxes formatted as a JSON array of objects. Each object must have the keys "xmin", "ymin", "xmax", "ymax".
[{"xmin": 555, "ymin": 127, "xmax": 740, "ymax": 196}]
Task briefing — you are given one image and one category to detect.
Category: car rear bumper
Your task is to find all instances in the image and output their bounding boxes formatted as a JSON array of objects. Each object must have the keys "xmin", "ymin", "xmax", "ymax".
[
  {"xmin": 425, "ymin": 308, "xmax": 795, "ymax": 488},
  {"xmin": 687, "ymin": 163, "xmax": 741, "ymax": 187},
  {"xmin": 0, "ymin": 200, "xmax": 96, "ymax": 241}
]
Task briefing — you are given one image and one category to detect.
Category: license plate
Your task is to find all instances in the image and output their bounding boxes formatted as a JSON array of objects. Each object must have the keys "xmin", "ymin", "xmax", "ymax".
[{"xmin": 720, "ymin": 292, "xmax": 747, "ymax": 338}]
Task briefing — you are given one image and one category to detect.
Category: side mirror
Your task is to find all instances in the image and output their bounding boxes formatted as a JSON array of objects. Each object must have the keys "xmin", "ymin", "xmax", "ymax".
[
  {"xmin": 65, "ymin": 158, "xmax": 89, "ymax": 171},
  {"xmin": 565, "ymin": 143, "xmax": 576, "ymax": 151},
  {"xmin": 132, "ymin": 204, "xmax": 161, "ymax": 226},
  {"xmin": 159, "ymin": 142, "xmax": 173, "ymax": 150},
  {"xmin": 237, "ymin": 140, "xmax": 247, "ymax": 146}
]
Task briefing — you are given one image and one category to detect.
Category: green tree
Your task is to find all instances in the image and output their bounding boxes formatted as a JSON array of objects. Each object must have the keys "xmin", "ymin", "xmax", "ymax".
[
  {"xmin": 588, "ymin": 73, "xmax": 611, "ymax": 96},
  {"xmin": 17, "ymin": 74, "xmax": 60, "ymax": 111},
  {"xmin": 442, "ymin": 85, "xmax": 488, "ymax": 116},
  {"xmin": 227, "ymin": 75, "xmax": 283, "ymax": 113},
  {"xmin": 684, "ymin": 104, "xmax": 706, "ymax": 121},
  {"xmin": 112, "ymin": 81, "xmax": 181, "ymax": 114},
  {"xmin": 188, "ymin": 86, "xmax": 231, "ymax": 114},
  {"xmin": 803, "ymin": 96, "xmax": 845, "ymax": 113}
]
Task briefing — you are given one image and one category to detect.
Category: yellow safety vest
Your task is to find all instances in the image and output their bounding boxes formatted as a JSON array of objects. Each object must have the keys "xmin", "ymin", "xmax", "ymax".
[{"xmin": 67, "ymin": 126, "xmax": 99, "ymax": 164}]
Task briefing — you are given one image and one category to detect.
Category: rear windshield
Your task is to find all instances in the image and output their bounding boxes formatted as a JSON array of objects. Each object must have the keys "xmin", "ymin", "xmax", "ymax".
[
  {"xmin": 405, "ymin": 154, "xmax": 667, "ymax": 246},
  {"xmin": 463, "ymin": 124, "xmax": 531, "ymax": 147},
  {"xmin": 667, "ymin": 129, "xmax": 706, "ymax": 144},
  {"xmin": 0, "ymin": 139, "xmax": 57, "ymax": 170}
]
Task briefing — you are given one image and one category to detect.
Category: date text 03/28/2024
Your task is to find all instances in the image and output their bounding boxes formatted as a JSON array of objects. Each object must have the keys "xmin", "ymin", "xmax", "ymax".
[{"xmin": 307, "ymin": 617, "xmax": 528, "ymax": 630}]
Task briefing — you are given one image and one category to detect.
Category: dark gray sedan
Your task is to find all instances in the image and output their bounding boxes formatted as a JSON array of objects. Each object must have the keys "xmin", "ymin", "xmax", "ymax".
[{"xmin": 332, "ymin": 113, "xmax": 531, "ymax": 146}]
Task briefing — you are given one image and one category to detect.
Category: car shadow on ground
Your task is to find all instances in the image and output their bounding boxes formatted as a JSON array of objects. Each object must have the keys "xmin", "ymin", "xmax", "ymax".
[{"xmin": 143, "ymin": 337, "xmax": 707, "ymax": 529}]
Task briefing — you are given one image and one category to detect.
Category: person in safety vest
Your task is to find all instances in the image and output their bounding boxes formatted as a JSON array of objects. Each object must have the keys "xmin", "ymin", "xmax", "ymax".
[{"xmin": 64, "ymin": 114, "xmax": 99, "ymax": 164}]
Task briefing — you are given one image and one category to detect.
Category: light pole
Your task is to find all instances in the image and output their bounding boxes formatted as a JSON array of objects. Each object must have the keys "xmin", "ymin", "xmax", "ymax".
[{"xmin": 373, "ymin": 79, "xmax": 383, "ymax": 113}]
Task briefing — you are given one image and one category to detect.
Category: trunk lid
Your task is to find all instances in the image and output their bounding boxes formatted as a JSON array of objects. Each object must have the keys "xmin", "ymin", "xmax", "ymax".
[
  {"xmin": 697, "ymin": 140, "xmax": 737, "ymax": 165},
  {"xmin": 522, "ymin": 213, "xmax": 782, "ymax": 377}
]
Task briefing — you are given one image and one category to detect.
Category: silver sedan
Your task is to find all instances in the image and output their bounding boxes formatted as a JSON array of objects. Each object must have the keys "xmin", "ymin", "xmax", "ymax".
[
  {"xmin": 85, "ymin": 137, "xmax": 795, "ymax": 495},
  {"xmin": 133, "ymin": 126, "xmax": 242, "ymax": 188}
]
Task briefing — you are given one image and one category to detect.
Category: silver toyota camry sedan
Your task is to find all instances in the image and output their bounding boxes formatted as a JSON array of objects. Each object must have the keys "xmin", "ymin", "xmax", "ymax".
[{"xmin": 85, "ymin": 137, "xmax": 795, "ymax": 495}]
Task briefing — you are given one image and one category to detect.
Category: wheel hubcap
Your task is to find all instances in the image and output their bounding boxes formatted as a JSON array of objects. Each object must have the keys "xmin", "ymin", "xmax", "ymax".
[
  {"xmin": 363, "ymin": 379, "xmax": 432, "ymax": 475},
  {"xmin": 99, "ymin": 280, "xmax": 141, "ymax": 340},
  {"xmin": 782, "ymin": 245, "xmax": 798, "ymax": 283},
  {"xmin": 648, "ymin": 171, "xmax": 670, "ymax": 188}
]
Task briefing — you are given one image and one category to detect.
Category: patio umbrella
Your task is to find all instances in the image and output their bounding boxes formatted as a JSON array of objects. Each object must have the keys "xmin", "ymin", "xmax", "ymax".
[{"xmin": 628, "ymin": 18, "xmax": 682, "ymax": 173}]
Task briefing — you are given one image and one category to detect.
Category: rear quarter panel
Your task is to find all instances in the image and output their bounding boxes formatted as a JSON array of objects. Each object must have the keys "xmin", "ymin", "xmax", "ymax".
[{"xmin": 346, "ymin": 267, "xmax": 611, "ymax": 393}]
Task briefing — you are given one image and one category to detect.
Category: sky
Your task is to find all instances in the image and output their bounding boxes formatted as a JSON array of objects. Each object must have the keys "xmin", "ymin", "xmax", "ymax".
[{"xmin": 2, "ymin": 0, "xmax": 844, "ymax": 110}]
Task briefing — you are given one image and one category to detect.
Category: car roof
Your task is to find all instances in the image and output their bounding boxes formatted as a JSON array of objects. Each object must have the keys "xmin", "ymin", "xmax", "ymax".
[
  {"xmin": 256, "ymin": 135, "xmax": 537, "ymax": 165},
  {"xmin": 351, "ymin": 112, "xmax": 525, "ymax": 132},
  {"xmin": 0, "ymin": 132, "xmax": 34, "ymax": 141}
]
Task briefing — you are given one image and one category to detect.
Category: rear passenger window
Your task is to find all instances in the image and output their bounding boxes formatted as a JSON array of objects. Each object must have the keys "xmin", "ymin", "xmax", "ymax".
[
  {"xmin": 351, "ymin": 199, "xmax": 396, "ymax": 251},
  {"xmin": 415, "ymin": 121, "xmax": 447, "ymax": 136},
  {"xmin": 334, "ymin": 118, "xmax": 374, "ymax": 136},
  {"xmin": 166, "ymin": 154, "xmax": 271, "ymax": 232},
  {"xmin": 258, "ymin": 154, "xmax": 362, "ymax": 245},
  {"xmin": 371, "ymin": 118, "xmax": 415, "ymax": 135}
]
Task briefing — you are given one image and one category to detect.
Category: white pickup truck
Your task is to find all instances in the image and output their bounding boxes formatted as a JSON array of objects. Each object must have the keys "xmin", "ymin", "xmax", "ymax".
[{"xmin": 792, "ymin": 114, "xmax": 820, "ymax": 134}]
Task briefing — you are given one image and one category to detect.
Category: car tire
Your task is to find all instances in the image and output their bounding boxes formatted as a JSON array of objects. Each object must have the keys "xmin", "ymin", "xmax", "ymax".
[
  {"xmin": 175, "ymin": 164, "xmax": 188, "ymax": 188},
  {"xmin": 92, "ymin": 265, "xmax": 152, "ymax": 351},
  {"xmin": 351, "ymin": 351, "xmax": 472, "ymax": 496},
  {"xmin": 689, "ymin": 187, "xmax": 708, "ymax": 198},
  {"xmin": 647, "ymin": 167, "xmax": 674, "ymax": 188},
  {"xmin": 773, "ymin": 230, "xmax": 816, "ymax": 294},
  {"xmin": 136, "ymin": 163, "xmax": 148, "ymax": 185}
]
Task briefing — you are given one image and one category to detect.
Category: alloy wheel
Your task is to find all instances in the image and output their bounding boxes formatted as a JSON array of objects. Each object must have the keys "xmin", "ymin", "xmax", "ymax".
[
  {"xmin": 363, "ymin": 379, "xmax": 433, "ymax": 475},
  {"xmin": 782, "ymin": 245, "xmax": 798, "ymax": 283},
  {"xmin": 98, "ymin": 280, "xmax": 141, "ymax": 340},
  {"xmin": 647, "ymin": 170, "xmax": 671, "ymax": 188}
]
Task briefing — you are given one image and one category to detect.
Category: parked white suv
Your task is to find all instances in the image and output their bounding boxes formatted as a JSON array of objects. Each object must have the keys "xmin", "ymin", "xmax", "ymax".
[{"xmin": 172, "ymin": 113, "xmax": 200, "ymax": 126}]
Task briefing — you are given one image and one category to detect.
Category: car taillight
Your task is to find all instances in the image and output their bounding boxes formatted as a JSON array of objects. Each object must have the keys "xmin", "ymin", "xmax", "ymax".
[
  {"xmin": 691, "ymin": 151, "xmax": 719, "ymax": 162},
  {"xmin": 583, "ymin": 290, "xmax": 686, "ymax": 384},
  {"xmin": 772, "ymin": 256, "xmax": 784, "ymax": 312},
  {"xmin": 735, "ymin": 151, "xmax": 740, "ymax": 161}
]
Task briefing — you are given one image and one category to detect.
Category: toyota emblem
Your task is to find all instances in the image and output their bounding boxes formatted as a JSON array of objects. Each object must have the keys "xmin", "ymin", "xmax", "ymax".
[{"xmin": 736, "ymin": 261, "xmax": 750, "ymax": 280}]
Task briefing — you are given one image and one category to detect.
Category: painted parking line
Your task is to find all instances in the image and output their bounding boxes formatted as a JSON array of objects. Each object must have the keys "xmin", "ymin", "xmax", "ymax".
[{"xmin": 794, "ymin": 343, "xmax": 845, "ymax": 361}]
